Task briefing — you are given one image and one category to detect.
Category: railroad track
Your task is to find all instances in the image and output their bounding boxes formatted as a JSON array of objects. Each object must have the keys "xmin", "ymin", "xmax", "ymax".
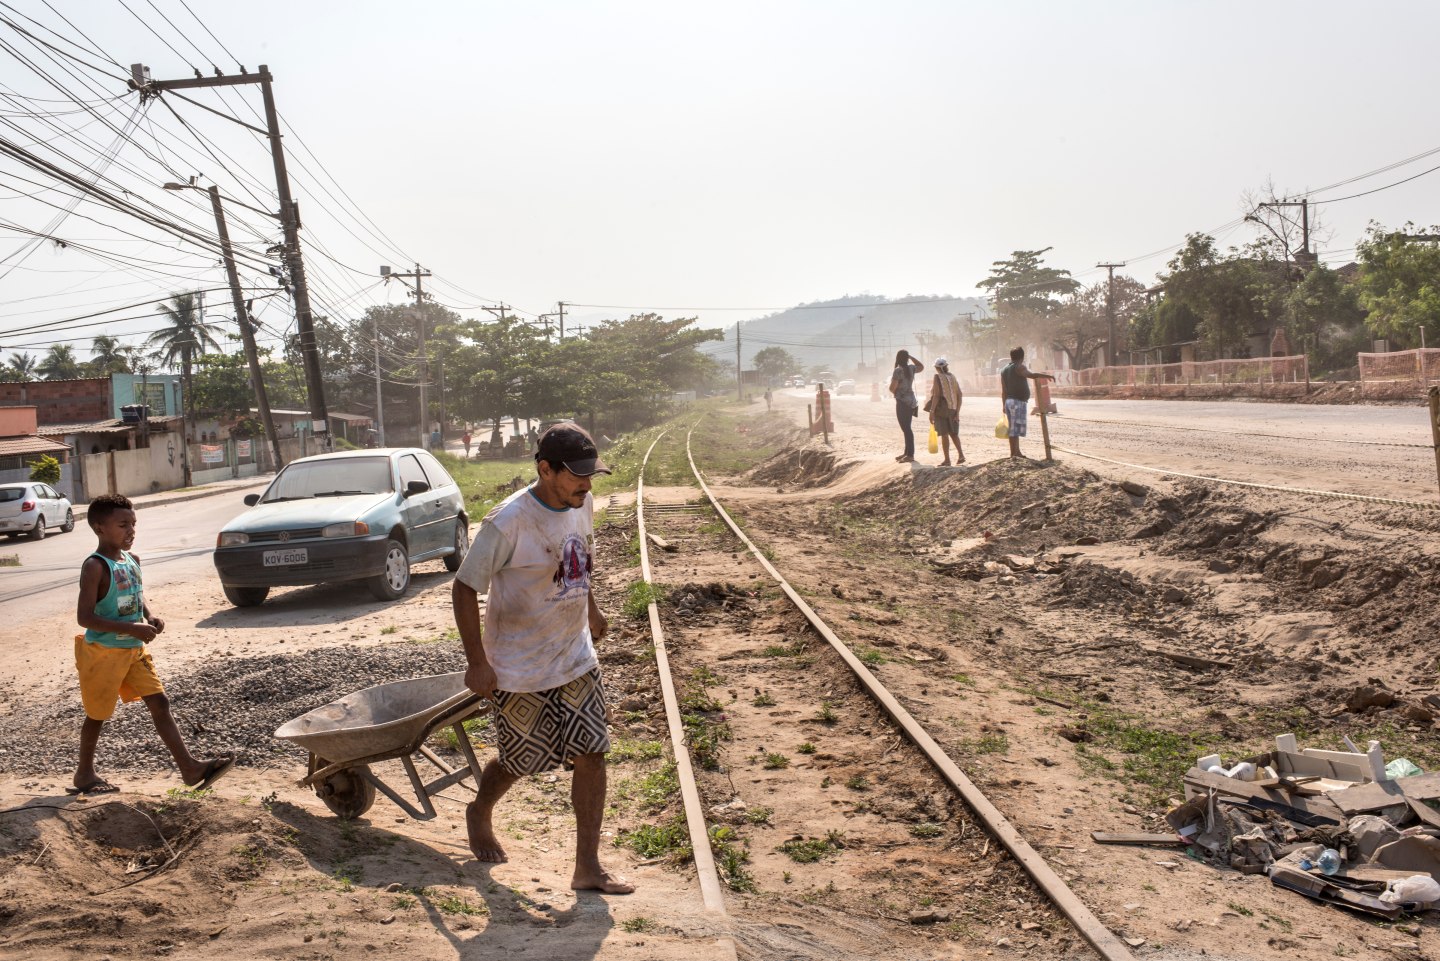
[{"xmin": 633, "ymin": 426, "xmax": 1137, "ymax": 961}]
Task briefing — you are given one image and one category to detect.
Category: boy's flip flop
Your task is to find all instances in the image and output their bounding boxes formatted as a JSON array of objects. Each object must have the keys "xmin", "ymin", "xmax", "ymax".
[
  {"xmin": 190, "ymin": 755, "xmax": 236, "ymax": 791},
  {"xmin": 66, "ymin": 779, "xmax": 120, "ymax": 795}
]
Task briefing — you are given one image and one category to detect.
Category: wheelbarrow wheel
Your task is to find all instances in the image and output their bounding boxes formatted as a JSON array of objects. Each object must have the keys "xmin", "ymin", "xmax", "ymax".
[{"xmin": 316, "ymin": 761, "xmax": 376, "ymax": 819}]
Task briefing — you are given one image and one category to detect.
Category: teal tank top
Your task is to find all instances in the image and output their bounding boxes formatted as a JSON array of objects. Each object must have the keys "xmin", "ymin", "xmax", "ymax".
[{"xmin": 85, "ymin": 551, "xmax": 145, "ymax": 649}]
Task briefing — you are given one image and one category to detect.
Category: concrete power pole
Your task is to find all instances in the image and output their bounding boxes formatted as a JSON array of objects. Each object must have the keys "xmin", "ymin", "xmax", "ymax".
[
  {"xmin": 736, "ymin": 322, "xmax": 743, "ymax": 400},
  {"xmin": 207, "ymin": 186, "xmax": 282, "ymax": 472},
  {"xmin": 1097, "ymin": 262, "xmax": 1125, "ymax": 366},
  {"xmin": 557, "ymin": 301, "xmax": 567, "ymax": 340},
  {"xmin": 144, "ymin": 65, "xmax": 330, "ymax": 444},
  {"xmin": 373, "ymin": 312, "xmax": 384, "ymax": 446},
  {"xmin": 383, "ymin": 265, "xmax": 432, "ymax": 447}
]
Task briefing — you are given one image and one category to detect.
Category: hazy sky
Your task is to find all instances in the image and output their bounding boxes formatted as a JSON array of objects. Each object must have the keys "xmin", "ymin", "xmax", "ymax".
[{"xmin": 3, "ymin": 0, "xmax": 1439, "ymax": 357}]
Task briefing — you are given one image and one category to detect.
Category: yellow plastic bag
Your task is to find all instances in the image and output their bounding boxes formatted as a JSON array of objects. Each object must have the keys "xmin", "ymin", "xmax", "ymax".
[
  {"xmin": 994, "ymin": 416, "xmax": 1009, "ymax": 439},
  {"xmin": 927, "ymin": 425, "xmax": 939, "ymax": 455}
]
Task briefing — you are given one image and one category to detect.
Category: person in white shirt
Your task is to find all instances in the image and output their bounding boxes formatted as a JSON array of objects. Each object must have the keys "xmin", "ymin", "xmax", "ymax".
[{"xmin": 451, "ymin": 422, "xmax": 633, "ymax": 894}]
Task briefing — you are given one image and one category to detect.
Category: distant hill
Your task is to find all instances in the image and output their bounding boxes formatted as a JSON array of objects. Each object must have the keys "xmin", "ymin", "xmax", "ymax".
[{"xmin": 717, "ymin": 293, "xmax": 990, "ymax": 377}]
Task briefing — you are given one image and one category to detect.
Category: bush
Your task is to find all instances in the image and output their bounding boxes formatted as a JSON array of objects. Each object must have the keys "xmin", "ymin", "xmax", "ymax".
[{"xmin": 27, "ymin": 455, "xmax": 60, "ymax": 486}]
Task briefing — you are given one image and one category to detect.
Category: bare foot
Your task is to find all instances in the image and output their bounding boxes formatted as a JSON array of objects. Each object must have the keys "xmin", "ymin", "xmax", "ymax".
[
  {"xmin": 572, "ymin": 869, "xmax": 635, "ymax": 894},
  {"xmin": 466, "ymin": 800, "xmax": 507, "ymax": 863}
]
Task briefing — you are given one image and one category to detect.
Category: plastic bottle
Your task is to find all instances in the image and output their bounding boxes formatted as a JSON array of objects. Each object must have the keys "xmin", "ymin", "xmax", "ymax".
[{"xmin": 1316, "ymin": 848, "xmax": 1342, "ymax": 876}]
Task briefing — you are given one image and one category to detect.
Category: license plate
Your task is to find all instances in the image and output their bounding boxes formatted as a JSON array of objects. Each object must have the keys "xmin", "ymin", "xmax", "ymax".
[{"xmin": 263, "ymin": 547, "xmax": 309, "ymax": 567}]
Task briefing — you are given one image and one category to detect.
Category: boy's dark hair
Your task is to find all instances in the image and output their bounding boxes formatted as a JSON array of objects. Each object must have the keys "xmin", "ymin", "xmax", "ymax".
[
  {"xmin": 1009, "ymin": 347, "xmax": 1025, "ymax": 363},
  {"xmin": 88, "ymin": 493, "xmax": 134, "ymax": 526}
]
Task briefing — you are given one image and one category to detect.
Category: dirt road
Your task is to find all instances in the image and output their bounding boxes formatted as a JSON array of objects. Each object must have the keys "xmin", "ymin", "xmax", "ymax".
[{"xmin": 780, "ymin": 386, "xmax": 1439, "ymax": 501}]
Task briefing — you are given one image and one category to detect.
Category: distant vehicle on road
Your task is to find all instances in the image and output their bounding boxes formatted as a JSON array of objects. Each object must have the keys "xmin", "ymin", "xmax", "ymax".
[
  {"xmin": 213, "ymin": 448, "xmax": 469, "ymax": 607},
  {"xmin": 836, "ymin": 379, "xmax": 856, "ymax": 395},
  {"xmin": 0, "ymin": 482, "xmax": 74, "ymax": 540}
]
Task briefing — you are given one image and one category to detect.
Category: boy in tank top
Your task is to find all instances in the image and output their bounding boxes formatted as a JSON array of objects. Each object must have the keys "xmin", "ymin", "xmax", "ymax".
[{"xmin": 70, "ymin": 493, "xmax": 234, "ymax": 795}]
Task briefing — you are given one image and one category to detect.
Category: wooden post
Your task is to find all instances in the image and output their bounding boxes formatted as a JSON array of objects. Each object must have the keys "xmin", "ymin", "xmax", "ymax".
[
  {"xmin": 1038, "ymin": 405, "xmax": 1053, "ymax": 462},
  {"xmin": 807, "ymin": 403, "xmax": 813, "ymax": 435},
  {"xmin": 1429, "ymin": 386, "xmax": 1440, "ymax": 499}
]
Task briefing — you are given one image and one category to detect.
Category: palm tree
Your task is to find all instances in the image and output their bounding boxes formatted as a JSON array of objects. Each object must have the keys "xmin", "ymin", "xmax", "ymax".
[
  {"xmin": 2, "ymin": 351, "xmax": 37, "ymax": 382},
  {"xmin": 147, "ymin": 292, "xmax": 220, "ymax": 375},
  {"xmin": 148, "ymin": 292, "xmax": 220, "ymax": 456},
  {"xmin": 37, "ymin": 344, "xmax": 82, "ymax": 380},
  {"xmin": 89, "ymin": 334, "xmax": 131, "ymax": 375}
]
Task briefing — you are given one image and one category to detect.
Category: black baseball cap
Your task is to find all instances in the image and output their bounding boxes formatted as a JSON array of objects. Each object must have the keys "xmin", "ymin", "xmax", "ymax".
[{"xmin": 536, "ymin": 422, "xmax": 611, "ymax": 476}]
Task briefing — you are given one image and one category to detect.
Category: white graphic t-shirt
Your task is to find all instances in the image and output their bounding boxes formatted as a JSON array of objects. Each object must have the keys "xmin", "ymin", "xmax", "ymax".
[{"xmin": 456, "ymin": 485, "xmax": 598, "ymax": 693}]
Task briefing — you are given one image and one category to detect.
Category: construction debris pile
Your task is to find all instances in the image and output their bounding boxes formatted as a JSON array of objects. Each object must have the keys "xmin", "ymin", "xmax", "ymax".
[{"xmin": 1148, "ymin": 733, "xmax": 1440, "ymax": 920}]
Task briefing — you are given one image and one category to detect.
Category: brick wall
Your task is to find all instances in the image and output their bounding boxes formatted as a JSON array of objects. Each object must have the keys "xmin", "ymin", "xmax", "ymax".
[{"xmin": 0, "ymin": 378, "xmax": 112, "ymax": 423}]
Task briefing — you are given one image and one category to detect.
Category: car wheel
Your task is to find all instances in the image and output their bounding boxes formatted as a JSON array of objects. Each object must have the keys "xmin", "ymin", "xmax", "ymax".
[
  {"xmin": 223, "ymin": 584, "xmax": 270, "ymax": 607},
  {"xmin": 28, "ymin": 515, "xmax": 45, "ymax": 540},
  {"xmin": 61, "ymin": 509, "xmax": 75, "ymax": 533},
  {"xmin": 368, "ymin": 539, "xmax": 410, "ymax": 601},
  {"xmin": 442, "ymin": 519, "xmax": 469, "ymax": 573}
]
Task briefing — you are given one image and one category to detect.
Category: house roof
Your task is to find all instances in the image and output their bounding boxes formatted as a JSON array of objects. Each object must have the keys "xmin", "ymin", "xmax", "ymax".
[
  {"xmin": 328, "ymin": 412, "xmax": 373, "ymax": 424},
  {"xmin": 0, "ymin": 435, "xmax": 71, "ymax": 457},
  {"xmin": 36, "ymin": 419, "xmax": 131, "ymax": 436}
]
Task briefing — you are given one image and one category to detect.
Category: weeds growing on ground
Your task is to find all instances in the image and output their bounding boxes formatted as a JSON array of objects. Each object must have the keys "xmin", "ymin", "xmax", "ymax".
[{"xmin": 623, "ymin": 580, "xmax": 664, "ymax": 618}]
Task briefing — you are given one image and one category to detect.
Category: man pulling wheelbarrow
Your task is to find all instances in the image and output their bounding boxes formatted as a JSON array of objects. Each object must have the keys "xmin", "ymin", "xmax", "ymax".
[{"xmin": 450, "ymin": 422, "xmax": 634, "ymax": 895}]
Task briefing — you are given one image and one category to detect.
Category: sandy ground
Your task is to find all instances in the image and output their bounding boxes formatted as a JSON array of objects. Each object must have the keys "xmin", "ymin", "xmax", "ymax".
[{"xmin": 4, "ymin": 394, "xmax": 1440, "ymax": 959}]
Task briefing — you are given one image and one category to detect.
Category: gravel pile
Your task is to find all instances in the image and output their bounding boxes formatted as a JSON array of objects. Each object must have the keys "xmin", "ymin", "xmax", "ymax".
[{"xmin": 0, "ymin": 642, "xmax": 466, "ymax": 775}]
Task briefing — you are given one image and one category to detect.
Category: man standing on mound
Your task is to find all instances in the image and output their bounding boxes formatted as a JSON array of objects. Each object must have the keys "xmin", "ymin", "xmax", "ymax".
[{"xmin": 452, "ymin": 422, "xmax": 633, "ymax": 894}]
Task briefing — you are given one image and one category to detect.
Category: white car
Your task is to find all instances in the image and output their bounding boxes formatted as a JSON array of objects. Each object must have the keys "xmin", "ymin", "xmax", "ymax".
[
  {"xmin": 0, "ymin": 482, "xmax": 75, "ymax": 540},
  {"xmin": 836, "ymin": 379, "xmax": 857, "ymax": 395}
]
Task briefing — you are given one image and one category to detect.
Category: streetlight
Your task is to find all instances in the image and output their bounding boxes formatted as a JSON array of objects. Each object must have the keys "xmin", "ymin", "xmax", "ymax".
[
  {"xmin": 163, "ymin": 181, "xmax": 281, "ymax": 221},
  {"xmin": 162, "ymin": 178, "xmax": 285, "ymax": 472}
]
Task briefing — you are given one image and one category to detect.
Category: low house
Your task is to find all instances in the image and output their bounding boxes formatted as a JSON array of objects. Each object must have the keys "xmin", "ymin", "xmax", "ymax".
[{"xmin": 0, "ymin": 406, "xmax": 75, "ymax": 496}]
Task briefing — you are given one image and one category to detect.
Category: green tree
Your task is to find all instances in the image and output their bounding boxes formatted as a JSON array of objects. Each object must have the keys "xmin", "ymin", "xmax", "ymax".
[
  {"xmin": 1355, "ymin": 222, "xmax": 1440, "ymax": 348},
  {"xmin": 752, "ymin": 346, "xmax": 798, "ymax": 386},
  {"xmin": 191, "ymin": 351, "xmax": 255, "ymax": 415},
  {"xmin": 447, "ymin": 313, "xmax": 550, "ymax": 443},
  {"xmin": 27, "ymin": 454, "xmax": 60, "ymax": 485},
  {"xmin": 977, "ymin": 248, "xmax": 1080, "ymax": 352},
  {"xmin": 37, "ymin": 344, "xmax": 82, "ymax": 380},
  {"xmin": 1138, "ymin": 234, "xmax": 1286, "ymax": 358},
  {"xmin": 544, "ymin": 314, "xmax": 722, "ymax": 433},
  {"xmin": 88, "ymin": 335, "xmax": 132, "ymax": 375},
  {"xmin": 1286, "ymin": 264, "xmax": 1368, "ymax": 371},
  {"xmin": 2, "ymin": 351, "xmax": 37, "ymax": 382}
]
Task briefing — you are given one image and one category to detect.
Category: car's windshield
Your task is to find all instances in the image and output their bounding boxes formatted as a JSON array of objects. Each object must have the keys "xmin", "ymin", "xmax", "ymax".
[{"xmin": 263, "ymin": 458, "xmax": 393, "ymax": 502}]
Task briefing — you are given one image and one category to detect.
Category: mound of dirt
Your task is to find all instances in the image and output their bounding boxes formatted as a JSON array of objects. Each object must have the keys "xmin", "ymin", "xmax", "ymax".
[
  {"xmin": 0, "ymin": 795, "xmax": 305, "ymax": 955},
  {"xmin": 0, "ymin": 642, "xmax": 467, "ymax": 775},
  {"xmin": 748, "ymin": 444, "xmax": 854, "ymax": 489},
  {"xmin": 841, "ymin": 457, "xmax": 1172, "ymax": 555}
]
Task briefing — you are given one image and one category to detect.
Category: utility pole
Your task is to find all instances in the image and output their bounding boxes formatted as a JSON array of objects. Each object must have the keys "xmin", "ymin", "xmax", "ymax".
[
  {"xmin": 143, "ymin": 64, "xmax": 330, "ymax": 444},
  {"xmin": 735, "ymin": 322, "xmax": 743, "ymax": 400},
  {"xmin": 373, "ymin": 311, "xmax": 384, "ymax": 446},
  {"xmin": 1097, "ymin": 262, "xmax": 1124, "ymax": 367},
  {"xmin": 1255, "ymin": 200, "xmax": 1313, "ymax": 269},
  {"xmin": 557, "ymin": 301, "xmax": 567, "ymax": 340},
  {"xmin": 857, "ymin": 317, "xmax": 865, "ymax": 371},
  {"xmin": 382, "ymin": 265, "xmax": 432, "ymax": 447},
  {"xmin": 207, "ymin": 185, "xmax": 282, "ymax": 472}
]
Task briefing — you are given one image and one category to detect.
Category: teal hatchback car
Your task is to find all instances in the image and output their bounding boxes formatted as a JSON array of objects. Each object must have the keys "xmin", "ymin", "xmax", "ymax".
[{"xmin": 213, "ymin": 448, "xmax": 469, "ymax": 607}]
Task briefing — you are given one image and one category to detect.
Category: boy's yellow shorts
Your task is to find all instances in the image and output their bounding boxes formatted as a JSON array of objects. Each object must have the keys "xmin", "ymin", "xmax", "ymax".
[{"xmin": 73, "ymin": 634, "xmax": 164, "ymax": 721}]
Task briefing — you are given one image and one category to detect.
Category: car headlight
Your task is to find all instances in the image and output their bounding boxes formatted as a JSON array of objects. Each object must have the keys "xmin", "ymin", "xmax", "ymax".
[
  {"xmin": 322, "ymin": 521, "xmax": 370, "ymax": 538},
  {"xmin": 218, "ymin": 532, "xmax": 249, "ymax": 547}
]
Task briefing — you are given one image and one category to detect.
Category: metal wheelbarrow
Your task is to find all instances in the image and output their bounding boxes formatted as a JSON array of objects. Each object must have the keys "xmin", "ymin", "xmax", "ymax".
[{"xmin": 274, "ymin": 672, "xmax": 488, "ymax": 819}]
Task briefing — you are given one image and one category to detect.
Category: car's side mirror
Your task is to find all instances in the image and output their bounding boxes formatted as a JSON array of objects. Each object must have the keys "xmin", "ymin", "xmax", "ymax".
[
  {"xmin": 405, "ymin": 480, "xmax": 430, "ymax": 497},
  {"xmin": 244, "ymin": 493, "xmax": 260, "ymax": 506}
]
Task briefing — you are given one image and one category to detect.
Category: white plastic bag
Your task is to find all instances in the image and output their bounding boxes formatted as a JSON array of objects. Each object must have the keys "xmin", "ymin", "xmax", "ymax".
[{"xmin": 1380, "ymin": 874, "xmax": 1440, "ymax": 905}]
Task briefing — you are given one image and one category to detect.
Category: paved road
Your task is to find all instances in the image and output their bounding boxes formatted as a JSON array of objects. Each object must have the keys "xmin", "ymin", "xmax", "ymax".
[
  {"xmin": 779, "ymin": 388, "xmax": 1439, "ymax": 501},
  {"xmin": 0, "ymin": 492, "xmax": 253, "ymax": 615}
]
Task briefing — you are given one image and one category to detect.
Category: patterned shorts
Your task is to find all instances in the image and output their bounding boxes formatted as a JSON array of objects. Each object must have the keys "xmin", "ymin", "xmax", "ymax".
[
  {"xmin": 1005, "ymin": 398, "xmax": 1028, "ymax": 438},
  {"xmin": 493, "ymin": 668, "xmax": 611, "ymax": 776}
]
